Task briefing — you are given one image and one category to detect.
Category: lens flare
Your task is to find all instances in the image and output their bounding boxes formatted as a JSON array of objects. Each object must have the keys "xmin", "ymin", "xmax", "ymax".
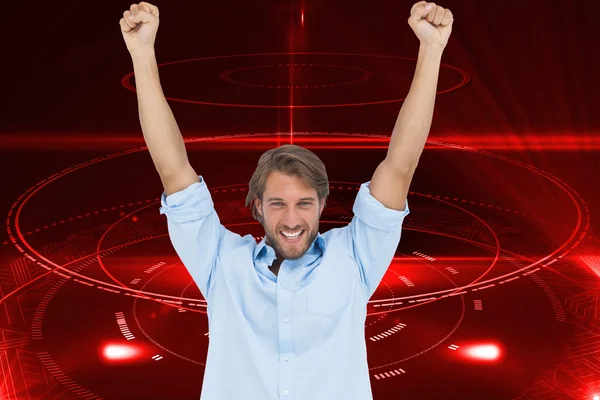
[
  {"xmin": 465, "ymin": 344, "xmax": 502, "ymax": 361},
  {"xmin": 101, "ymin": 343, "xmax": 143, "ymax": 362}
]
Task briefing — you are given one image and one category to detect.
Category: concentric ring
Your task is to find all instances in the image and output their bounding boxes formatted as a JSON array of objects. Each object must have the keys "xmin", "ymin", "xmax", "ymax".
[{"xmin": 120, "ymin": 53, "xmax": 471, "ymax": 108}]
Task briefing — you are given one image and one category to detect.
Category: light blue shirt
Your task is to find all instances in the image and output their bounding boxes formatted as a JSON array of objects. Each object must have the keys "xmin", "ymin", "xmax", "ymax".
[{"xmin": 159, "ymin": 175, "xmax": 410, "ymax": 400}]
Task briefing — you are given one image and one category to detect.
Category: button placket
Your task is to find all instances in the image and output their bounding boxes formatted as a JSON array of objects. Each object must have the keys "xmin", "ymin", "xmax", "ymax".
[{"xmin": 277, "ymin": 273, "xmax": 293, "ymax": 399}]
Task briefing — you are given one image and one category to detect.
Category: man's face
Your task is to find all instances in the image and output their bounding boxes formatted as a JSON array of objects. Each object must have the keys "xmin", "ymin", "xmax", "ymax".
[{"xmin": 255, "ymin": 171, "xmax": 325, "ymax": 261}]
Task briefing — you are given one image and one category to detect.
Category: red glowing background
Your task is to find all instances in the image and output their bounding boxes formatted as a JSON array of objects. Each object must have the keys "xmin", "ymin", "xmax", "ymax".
[{"xmin": 1, "ymin": 0, "xmax": 599, "ymax": 399}]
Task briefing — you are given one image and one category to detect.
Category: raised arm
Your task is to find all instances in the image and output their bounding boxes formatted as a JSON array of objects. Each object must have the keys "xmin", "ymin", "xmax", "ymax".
[
  {"xmin": 120, "ymin": 3, "xmax": 230, "ymax": 299},
  {"xmin": 370, "ymin": 1, "xmax": 454, "ymax": 210},
  {"xmin": 120, "ymin": 2, "xmax": 199, "ymax": 196},
  {"xmin": 344, "ymin": 2, "xmax": 454, "ymax": 299}
]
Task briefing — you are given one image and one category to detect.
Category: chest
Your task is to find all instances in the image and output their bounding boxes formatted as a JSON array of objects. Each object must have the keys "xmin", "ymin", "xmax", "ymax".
[{"xmin": 208, "ymin": 245, "xmax": 366, "ymax": 352}]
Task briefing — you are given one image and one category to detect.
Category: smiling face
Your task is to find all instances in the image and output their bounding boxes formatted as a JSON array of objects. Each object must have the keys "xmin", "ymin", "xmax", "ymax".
[{"xmin": 255, "ymin": 171, "xmax": 325, "ymax": 261}]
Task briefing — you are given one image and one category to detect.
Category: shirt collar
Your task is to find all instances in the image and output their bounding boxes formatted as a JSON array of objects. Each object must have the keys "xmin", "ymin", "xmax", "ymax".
[{"xmin": 253, "ymin": 232, "xmax": 326, "ymax": 266}]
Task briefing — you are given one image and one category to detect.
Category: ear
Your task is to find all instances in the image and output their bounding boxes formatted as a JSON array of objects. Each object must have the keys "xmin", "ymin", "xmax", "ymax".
[
  {"xmin": 254, "ymin": 198, "xmax": 263, "ymax": 217},
  {"xmin": 319, "ymin": 198, "xmax": 325, "ymax": 217}
]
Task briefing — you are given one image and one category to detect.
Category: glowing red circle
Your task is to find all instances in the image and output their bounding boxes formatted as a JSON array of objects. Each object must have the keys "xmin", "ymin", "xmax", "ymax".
[{"xmin": 120, "ymin": 52, "xmax": 471, "ymax": 108}]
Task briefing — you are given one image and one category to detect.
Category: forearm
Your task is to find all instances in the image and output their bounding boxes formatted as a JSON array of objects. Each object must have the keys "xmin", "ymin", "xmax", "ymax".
[
  {"xmin": 131, "ymin": 48, "xmax": 191, "ymax": 177},
  {"xmin": 386, "ymin": 44, "xmax": 443, "ymax": 171}
]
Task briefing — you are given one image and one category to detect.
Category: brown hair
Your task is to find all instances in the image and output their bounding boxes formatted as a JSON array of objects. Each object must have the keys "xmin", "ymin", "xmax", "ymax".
[{"xmin": 245, "ymin": 144, "xmax": 329, "ymax": 223}]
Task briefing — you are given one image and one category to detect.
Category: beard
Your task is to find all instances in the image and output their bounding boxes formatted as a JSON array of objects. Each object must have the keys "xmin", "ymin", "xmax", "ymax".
[{"xmin": 265, "ymin": 225, "xmax": 318, "ymax": 261}]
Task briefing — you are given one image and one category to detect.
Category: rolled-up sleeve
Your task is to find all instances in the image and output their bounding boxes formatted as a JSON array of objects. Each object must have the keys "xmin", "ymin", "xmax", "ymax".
[
  {"xmin": 346, "ymin": 181, "xmax": 410, "ymax": 299},
  {"xmin": 159, "ymin": 176, "xmax": 214, "ymax": 222},
  {"xmin": 159, "ymin": 175, "xmax": 225, "ymax": 298}
]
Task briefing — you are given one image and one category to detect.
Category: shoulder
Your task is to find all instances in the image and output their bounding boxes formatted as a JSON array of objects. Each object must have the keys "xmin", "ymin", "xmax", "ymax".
[
  {"xmin": 219, "ymin": 230, "xmax": 257, "ymax": 253},
  {"xmin": 320, "ymin": 227, "xmax": 353, "ymax": 258}
]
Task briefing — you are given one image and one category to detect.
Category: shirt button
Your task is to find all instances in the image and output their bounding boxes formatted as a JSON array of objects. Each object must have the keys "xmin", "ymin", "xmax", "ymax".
[
  {"xmin": 282, "ymin": 316, "xmax": 288, "ymax": 323},
  {"xmin": 284, "ymin": 355, "xmax": 290, "ymax": 361},
  {"xmin": 283, "ymin": 390, "xmax": 289, "ymax": 396}
]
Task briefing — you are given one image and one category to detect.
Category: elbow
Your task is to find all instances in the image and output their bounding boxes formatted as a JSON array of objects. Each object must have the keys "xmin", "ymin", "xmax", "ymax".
[{"xmin": 383, "ymin": 157, "xmax": 418, "ymax": 176}]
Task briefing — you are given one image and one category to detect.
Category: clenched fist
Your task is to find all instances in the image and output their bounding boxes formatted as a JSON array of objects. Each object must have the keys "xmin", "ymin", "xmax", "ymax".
[
  {"xmin": 119, "ymin": 2, "xmax": 160, "ymax": 53},
  {"xmin": 408, "ymin": 1, "xmax": 453, "ymax": 49}
]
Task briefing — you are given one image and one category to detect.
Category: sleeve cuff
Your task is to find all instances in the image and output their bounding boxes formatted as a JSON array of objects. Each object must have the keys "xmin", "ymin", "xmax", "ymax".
[
  {"xmin": 159, "ymin": 175, "xmax": 214, "ymax": 222},
  {"xmin": 352, "ymin": 181, "xmax": 410, "ymax": 231}
]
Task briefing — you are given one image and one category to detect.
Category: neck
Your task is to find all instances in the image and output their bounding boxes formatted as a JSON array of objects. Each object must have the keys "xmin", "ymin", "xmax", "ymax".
[{"xmin": 269, "ymin": 258, "xmax": 284, "ymax": 276}]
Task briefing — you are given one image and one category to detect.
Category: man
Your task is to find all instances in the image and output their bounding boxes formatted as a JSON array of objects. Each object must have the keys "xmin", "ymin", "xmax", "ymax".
[{"xmin": 120, "ymin": 1, "xmax": 453, "ymax": 399}]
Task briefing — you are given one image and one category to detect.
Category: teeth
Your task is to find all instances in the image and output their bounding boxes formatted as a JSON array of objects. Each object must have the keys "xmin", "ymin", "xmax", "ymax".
[{"xmin": 281, "ymin": 230, "xmax": 302, "ymax": 238}]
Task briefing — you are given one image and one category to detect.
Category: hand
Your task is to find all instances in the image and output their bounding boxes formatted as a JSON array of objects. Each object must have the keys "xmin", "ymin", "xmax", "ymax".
[
  {"xmin": 119, "ymin": 2, "xmax": 160, "ymax": 54},
  {"xmin": 408, "ymin": 1, "xmax": 453, "ymax": 50}
]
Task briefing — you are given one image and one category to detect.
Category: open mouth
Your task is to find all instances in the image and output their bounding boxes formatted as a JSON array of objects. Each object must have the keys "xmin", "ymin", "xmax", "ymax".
[{"xmin": 280, "ymin": 229, "xmax": 304, "ymax": 242}]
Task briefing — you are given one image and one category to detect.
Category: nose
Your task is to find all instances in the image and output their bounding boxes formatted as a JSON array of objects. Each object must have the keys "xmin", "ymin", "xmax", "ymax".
[{"xmin": 282, "ymin": 207, "xmax": 302, "ymax": 229}]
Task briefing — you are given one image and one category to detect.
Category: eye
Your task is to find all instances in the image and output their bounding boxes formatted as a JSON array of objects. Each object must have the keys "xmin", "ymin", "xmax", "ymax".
[
  {"xmin": 271, "ymin": 202, "xmax": 284, "ymax": 206},
  {"xmin": 299, "ymin": 202, "xmax": 312, "ymax": 206}
]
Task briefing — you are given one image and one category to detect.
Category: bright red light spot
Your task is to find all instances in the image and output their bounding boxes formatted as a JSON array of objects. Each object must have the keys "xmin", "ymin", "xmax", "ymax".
[
  {"xmin": 101, "ymin": 343, "xmax": 142, "ymax": 361},
  {"xmin": 465, "ymin": 344, "xmax": 501, "ymax": 361}
]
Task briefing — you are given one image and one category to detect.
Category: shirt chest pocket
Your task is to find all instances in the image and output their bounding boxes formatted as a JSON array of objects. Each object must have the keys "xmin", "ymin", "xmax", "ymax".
[{"xmin": 305, "ymin": 257, "xmax": 355, "ymax": 316}]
